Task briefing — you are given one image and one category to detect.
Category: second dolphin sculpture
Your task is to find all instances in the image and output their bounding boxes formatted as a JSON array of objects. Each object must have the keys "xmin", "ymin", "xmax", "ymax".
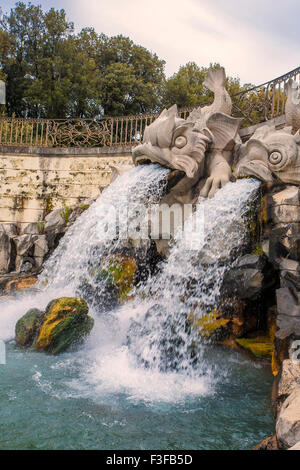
[{"xmin": 132, "ymin": 67, "xmax": 242, "ymax": 203}]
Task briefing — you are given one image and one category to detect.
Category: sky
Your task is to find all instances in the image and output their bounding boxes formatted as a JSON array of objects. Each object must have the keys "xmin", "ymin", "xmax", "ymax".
[{"xmin": 1, "ymin": 0, "xmax": 299, "ymax": 85}]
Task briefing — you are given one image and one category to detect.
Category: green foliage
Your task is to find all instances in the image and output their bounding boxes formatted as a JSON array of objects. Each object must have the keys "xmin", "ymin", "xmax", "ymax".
[
  {"xmin": 0, "ymin": 4, "xmax": 165, "ymax": 118},
  {"xmin": 79, "ymin": 203, "xmax": 90, "ymax": 211},
  {"xmin": 0, "ymin": 3, "xmax": 263, "ymax": 122},
  {"xmin": 37, "ymin": 221, "xmax": 45, "ymax": 234},
  {"xmin": 252, "ymin": 245, "xmax": 264, "ymax": 255},
  {"xmin": 163, "ymin": 62, "xmax": 249, "ymax": 109},
  {"xmin": 163, "ymin": 62, "xmax": 212, "ymax": 108}
]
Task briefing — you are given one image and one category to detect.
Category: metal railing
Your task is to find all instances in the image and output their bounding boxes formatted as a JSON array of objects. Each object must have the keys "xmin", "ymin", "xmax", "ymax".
[
  {"xmin": 1, "ymin": 66, "xmax": 299, "ymax": 148},
  {"xmin": 231, "ymin": 66, "xmax": 300, "ymax": 125},
  {"xmin": 0, "ymin": 106, "xmax": 195, "ymax": 148}
]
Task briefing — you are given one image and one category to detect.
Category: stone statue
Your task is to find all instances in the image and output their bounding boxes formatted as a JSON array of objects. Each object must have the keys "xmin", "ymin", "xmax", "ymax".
[
  {"xmin": 235, "ymin": 124, "xmax": 300, "ymax": 186},
  {"xmin": 132, "ymin": 67, "xmax": 242, "ymax": 202}
]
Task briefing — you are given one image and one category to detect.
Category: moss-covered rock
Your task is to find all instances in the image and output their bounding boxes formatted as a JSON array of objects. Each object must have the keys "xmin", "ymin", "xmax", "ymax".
[
  {"xmin": 15, "ymin": 308, "xmax": 44, "ymax": 347},
  {"xmin": 78, "ymin": 254, "xmax": 138, "ymax": 312},
  {"xmin": 236, "ymin": 335, "xmax": 273, "ymax": 359},
  {"xmin": 106, "ymin": 255, "xmax": 137, "ymax": 301},
  {"xmin": 35, "ymin": 297, "xmax": 94, "ymax": 355},
  {"xmin": 191, "ymin": 310, "xmax": 230, "ymax": 339}
]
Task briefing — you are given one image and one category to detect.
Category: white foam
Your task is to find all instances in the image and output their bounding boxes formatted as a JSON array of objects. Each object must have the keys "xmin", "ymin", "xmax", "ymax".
[{"xmin": 0, "ymin": 169, "xmax": 260, "ymax": 404}]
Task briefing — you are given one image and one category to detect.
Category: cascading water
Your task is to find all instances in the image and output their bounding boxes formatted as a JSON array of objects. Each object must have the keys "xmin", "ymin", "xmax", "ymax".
[
  {"xmin": 124, "ymin": 178, "xmax": 261, "ymax": 374},
  {"xmin": 38, "ymin": 164, "xmax": 170, "ymax": 292},
  {"xmin": 1, "ymin": 167, "xmax": 261, "ymax": 380},
  {"xmin": 0, "ymin": 167, "xmax": 274, "ymax": 450},
  {"xmin": 0, "ymin": 165, "xmax": 167, "ymax": 342}
]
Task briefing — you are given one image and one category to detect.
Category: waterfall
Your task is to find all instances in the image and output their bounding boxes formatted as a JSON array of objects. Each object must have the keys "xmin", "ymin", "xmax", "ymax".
[
  {"xmin": 121, "ymin": 178, "xmax": 260, "ymax": 373},
  {"xmin": 38, "ymin": 164, "xmax": 170, "ymax": 291}
]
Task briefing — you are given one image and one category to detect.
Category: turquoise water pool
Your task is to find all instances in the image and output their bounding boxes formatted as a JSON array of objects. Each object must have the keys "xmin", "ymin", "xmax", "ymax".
[{"xmin": 0, "ymin": 342, "xmax": 274, "ymax": 450}]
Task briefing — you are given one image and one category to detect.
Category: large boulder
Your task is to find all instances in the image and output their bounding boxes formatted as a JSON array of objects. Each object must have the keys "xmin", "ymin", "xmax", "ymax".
[
  {"xmin": 35, "ymin": 297, "xmax": 94, "ymax": 355},
  {"xmin": 15, "ymin": 308, "xmax": 44, "ymax": 347},
  {"xmin": 14, "ymin": 234, "xmax": 38, "ymax": 272},
  {"xmin": 33, "ymin": 235, "xmax": 48, "ymax": 267},
  {"xmin": 0, "ymin": 230, "xmax": 11, "ymax": 273},
  {"xmin": 277, "ymin": 287, "xmax": 300, "ymax": 317},
  {"xmin": 269, "ymin": 223, "xmax": 300, "ymax": 262},
  {"xmin": 272, "ymin": 360, "xmax": 300, "ymax": 416},
  {"xmin": 280, "ymin": 259, "xmax": 300, "ymax": 291},
  {"xmin": 276, "ymin": 386, "xmax": 300, "ymax": 449},
  {"xmin": 77, "ymin": 251, "xmax": 141, "ymax": 313},
  {"xmin": 44, "ymin": 209, "xmax": 66, "ymax": 233},
  {"xmin": 44, "ymin": 209, "xmax": 66, "ymax": 250},
  {"xmin": 273, "ymin": 288, "xmax": 300, "ymax": 375},
  {"xmin": 223, "ymin": 254, "xmax": 276, "ymax": 300},
  {"xmin": 14, "ymin": 234, "xmax": 37, "ymax": 257}
]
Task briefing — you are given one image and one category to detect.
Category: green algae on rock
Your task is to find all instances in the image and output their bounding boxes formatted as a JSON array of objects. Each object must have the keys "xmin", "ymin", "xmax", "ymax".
[
  {"xmin": 15, "ymin": 308, "xmax": 44, "ymax": 347},
  {"xmin": 35, "ymin": 297, "xmax": 94, "ymax": 355},
  {"xmin": 15, "ymin": 297, "xmax": 94, "ymax": 355},
  {"xmin": 236, "ymin": 336, "xmax": 274, "ymax": 359}
]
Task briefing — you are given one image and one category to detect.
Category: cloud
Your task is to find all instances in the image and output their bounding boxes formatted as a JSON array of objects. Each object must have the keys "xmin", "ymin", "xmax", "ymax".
[{"xmin": 67, "ymin": 0, "xmax": 299, "ymax": 84}]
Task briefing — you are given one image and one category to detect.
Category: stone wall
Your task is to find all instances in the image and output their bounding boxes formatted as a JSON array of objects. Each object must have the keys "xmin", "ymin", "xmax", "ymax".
[{"xmin": 0, "ymin": 145, "xmax": 133, "ymax": 232}]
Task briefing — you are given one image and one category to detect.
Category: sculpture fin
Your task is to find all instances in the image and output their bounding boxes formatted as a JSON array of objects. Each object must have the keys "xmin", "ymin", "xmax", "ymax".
[
  {"xmin": 143, "ymin": 104, "xmax": 178, "ymax": 148},
  {"xmin": 203, "ymin": 67, "xmax": 226, "ymax": 92},
  {"xmin": 187, "ymin": 107, "xmax": 203, "ymax": 123},
  {"xmin": 206, "ymin": 113, "xmax": 242, "ymax": 150}
]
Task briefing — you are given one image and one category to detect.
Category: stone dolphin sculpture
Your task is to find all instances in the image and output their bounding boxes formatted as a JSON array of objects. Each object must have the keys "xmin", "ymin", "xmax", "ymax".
[
  {"xmin": 235, "ymin": 124, "xmax": 300, "ymax": 186},
  {"xmin": 132, "ymin": 67, "xmax": 242, "ymax": 201}
]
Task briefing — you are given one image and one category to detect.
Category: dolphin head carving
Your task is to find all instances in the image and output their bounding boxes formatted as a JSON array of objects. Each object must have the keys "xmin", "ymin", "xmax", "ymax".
[
  {"xmin": 235, "ymin": 125, "xmax": 300, "ymax": 185},
  {"xmin": 133, "ymin": 104, "xmax": 241, "ymax": 182}
]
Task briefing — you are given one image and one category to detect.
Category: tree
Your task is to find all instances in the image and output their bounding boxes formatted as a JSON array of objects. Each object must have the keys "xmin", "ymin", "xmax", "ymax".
[
  {"xmin": 163, "ymin": 62, "xmax": 251, "ymax": 110},
  {"xmin": 163, "ymin": 62, "xmax": 210, "ymax": 108},
  {"xmin": 0, "ymin": 3, "xmax": 257, "ymax": 121},
  {"xmin": 97, "ymin": 35, "xmax": 166, "ymax": 116},
  {"xmin": 0, "ymin": 4, "xmax": 166, "ymax": 118},
  {"xmin": 0, "ymin": 3, "xmax": 100, "ymax": 118}
]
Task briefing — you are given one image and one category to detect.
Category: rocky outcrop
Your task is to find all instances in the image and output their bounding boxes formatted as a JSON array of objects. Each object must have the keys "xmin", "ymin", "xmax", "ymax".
[
  {"xmin": 253, "ymin": 435, "xmax": 279, "ymax": 451},
  {"xmin": 273, "ymin": 288, "xmax": 300, "ymax": 376},
  {"xmin": 214, "ymin": 253, "xmax": 278, "ymax": 350},
  {"xmin": 0, "ymin": 272, "xmax": 38, "ymax": 296},
  {"xmin": 0, "ymin": 230, "xmax": 11, "ymax": 272},
  {"xmin": 15, "ymin": 297, "xmax": 94, "ymax": 355},
  {"xmin": 223, "ymin": 254, "xmax": 276, "ymax": 301},
  {"xmin": 272, "ymin": 360, "xmax": 300, "ymax": 416},
  {"xmin": 77, "ymin": 245, "xmax": 163, "ymax": 314},
  {"xmin": 276, "ymin": 385, "xmax": 300, "ymax": 449},
  {"xmin": 269, "ymin": 187, "xmax": 300, "ymax": 263},
  {"xmin": 269, "ymin": 188, "xmax": 300, "ymax": 378}
]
